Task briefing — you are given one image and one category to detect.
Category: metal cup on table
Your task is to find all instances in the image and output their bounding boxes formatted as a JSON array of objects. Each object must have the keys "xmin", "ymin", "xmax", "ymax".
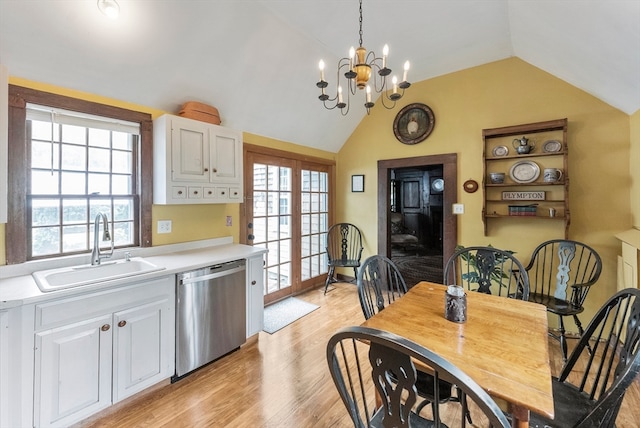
[{"xmin": 445, "ymin": 285, "xmax": 467, "ymax": 323}]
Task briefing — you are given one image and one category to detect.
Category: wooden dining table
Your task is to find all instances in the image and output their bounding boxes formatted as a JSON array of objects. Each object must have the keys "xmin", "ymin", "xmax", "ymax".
[{"xmin": 360, "ymin": 281, "xmax": 554, "ymax": 428}]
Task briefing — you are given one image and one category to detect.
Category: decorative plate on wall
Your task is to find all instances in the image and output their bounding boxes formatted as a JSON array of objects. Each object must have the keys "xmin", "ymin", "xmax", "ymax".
[{"xmin": 393, "ymin": 103, "xmax": 435, "ymax": 145}]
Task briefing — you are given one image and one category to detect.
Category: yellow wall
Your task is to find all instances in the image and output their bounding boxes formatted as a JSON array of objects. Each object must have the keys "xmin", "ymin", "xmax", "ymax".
[
  {"xmin": 631, "ymin": 109, "xmax": 640, "ymax": 228},
  {"xmin": 336, "ymin": 57, "xmax": 632, "ymax": 327},
  {"xmin": 1, "ymin": 78, "xmax": 334, "ymax": 257}
]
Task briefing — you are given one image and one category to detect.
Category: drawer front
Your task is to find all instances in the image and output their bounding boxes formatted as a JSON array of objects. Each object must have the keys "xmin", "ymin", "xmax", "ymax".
[
  {"xmin": 172, "ymin": 186, "xmax": 187, "ymax": 199},
  {"xmin": 35, "ymin": 276, "xmax": 174, "ymax": 331},
  {"xmin": 229, "ymin": 187, "xmax": 241, "ymax": 199},
  {"xmin": 188, "ymin": 186, "xmax": 203, "ymax": 198}
]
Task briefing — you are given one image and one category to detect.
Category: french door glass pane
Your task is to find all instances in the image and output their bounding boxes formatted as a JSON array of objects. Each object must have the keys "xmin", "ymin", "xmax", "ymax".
[{"xmin": 300, "ymin": 169, "xmax": 328, "ymax": 281}]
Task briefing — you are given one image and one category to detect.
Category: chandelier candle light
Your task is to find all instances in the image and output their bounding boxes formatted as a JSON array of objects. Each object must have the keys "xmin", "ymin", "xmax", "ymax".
[{"xmin": 316, "ymin": 0, "xmax": 411, "ymax": 115}]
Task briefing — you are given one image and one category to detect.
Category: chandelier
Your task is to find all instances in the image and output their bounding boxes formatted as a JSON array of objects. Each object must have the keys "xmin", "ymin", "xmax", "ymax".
[{"xmin": 316, "ymin": 0, "xmax": 411, "ymax": 115}]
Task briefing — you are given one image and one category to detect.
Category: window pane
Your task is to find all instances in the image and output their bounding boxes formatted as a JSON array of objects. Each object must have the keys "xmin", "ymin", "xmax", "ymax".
[
  {"xmin": 32, "ymin": 140, "xmax": 59, "ymax": 169},
  {"xmin": 88, "ymin": 147, "xmax": 110, "ymax": 172},
  {"xmin": 112, "ymin": 175, "xmax": 131, "ymax": 195},
  {"xmin": 280, "ymin": 193, "xmax": 291, "ymax": 215},
  {"xmin": 61, "ymin": 124, "xmax": 86, "ymax": 145},
  {"xmin": 254, "ymin": 191, "xmax": 267, "ymax": 216},
  {"xmin": 112, "ymin": 150, "xmax": 132, "ymax": 174},
  {"xmin": 62, "ymin": 171, "xmax": 87, "ymax": 194},
  {"xmin": 319, "ymin": 172, "xmax": 328, "ymax": 192},
  {"xmin": 253, "ymin": 164, "xmax": 267, "ymax": 190},
  {"xmin": 301, "ymin": 214, "xmax": 310, "ymax": 235},
  {"xmin": 301, "ymin": 170, "xmax": 310, "ymax": 192},
  {"xmin": 114, "ymin": 199, "xmax": 134, "ymax": 221},
  {"xmin": 31, "ymin": 170, "xmax": 59, "ymax": 194},
  {"xmin": 88, "ymin": 128, "xmax": 110, "ymax": 148},
  {"xmin": 311, "ymin": 254, "xmax": 320, "ymax": 277},
  {"xmin": 267, "ymin": 216, "xmax": 279, "ymax": 241},
  {"xmin": 301, "ymin": 257, "xmax": 310, "ymax": 281},
  {"xmin": 280, "ymin": 263, "xmax": 291, "ymax": 286},
  {"xmin": 87, "ymin": 173, "xmax": 109, "ymax": 195},
  {"xmin": 279, "ymin": 167, "xmax": 291, "ymax": 191},
  {"xmin": 114, "ymin": 221, "xmax": 134, "ymax": 246},
  {"xmin": 62, "ymin": 225, "xmax": 88, "ymax": 252},
  {"xmin": 301, "ymin": 193, "xmax": 310, "ymax": 213},
  {"xmin": 90, "ymin": 202, "xmax": 111, "ymax": 220},
  {"xmin": 62, "ymin": 199, "xmax": 87, "ymax": 224},
  {"xmin": 267, "ymin": 241, "xmax": 279, "ymax": 267},
  {"xmin": 280, "ymin": 217, "xmax": 291, "ymax": 239},
  {"xmin": 252, "ymin": 217, "xmax": 266, "ymax": 243},
  {"xmin": 112, "ymin": 132, "xmax": 131, "ymax": 150},
  {"xmin": 311, "ymin": 234, "xmax": 320, "ymax": 255},
  {"xmin": 31, "ymin": 120, "xmax": 55, "ymax": 141},
  {"xmin": 267, "ymin": 192, "xmax": 278, "ymax": 216},
  {"xmin": 61, "ymin": 144, "xmax": 86, "ymax": 171},
  {"xmin": 301, "ymin": 235, "xmax": 310, "ymax": 258},
  {"xmin": 32, "ymin": 199, "xmax": 59, "ymax": 226},
  {"xmin": 279, "ymin": 239, "xmax": 291, "ymax": 263},
  {"xmin": 32, "ymin": 226, "xmax": 60, "ymax": 256},
  {"xmin": 267, "ymin": 165, "xmax": 279, "ymax": 190}
]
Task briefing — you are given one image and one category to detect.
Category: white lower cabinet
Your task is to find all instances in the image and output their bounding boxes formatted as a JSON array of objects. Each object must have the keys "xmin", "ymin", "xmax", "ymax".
[
  {"xmin": 246, "ymin": 254, "xmax": 265, "ymax": 337},
  {"xmin": 32, "ymin": 276, "xmax": 175, "ymax": 428},
  {"xmin": 34, "ymin": 314, "xmax": 113, "ymax": 428}
]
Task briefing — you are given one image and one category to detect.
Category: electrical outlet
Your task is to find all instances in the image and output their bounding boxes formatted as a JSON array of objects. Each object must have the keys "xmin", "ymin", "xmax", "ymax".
[
  {"xmin": 452, "ymin": 204, "xmax": 464, "ymax": 214},
  {"xmin": 157, "ymin": 220, "xmax": 172, "ymax": 234},
  {"xmin": 226, "ymin": 216, "xmax": 232, "ymax": 226}
]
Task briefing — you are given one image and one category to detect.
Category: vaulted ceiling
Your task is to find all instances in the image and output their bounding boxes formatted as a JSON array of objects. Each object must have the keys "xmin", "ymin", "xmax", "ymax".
[{"xmin": 1, "ymin": 1, "xmax": 638, "ymax": 153}]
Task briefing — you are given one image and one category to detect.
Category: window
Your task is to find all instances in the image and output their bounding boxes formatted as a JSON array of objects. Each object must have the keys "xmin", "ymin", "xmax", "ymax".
[
  {"xmin": 27, "ymin": 106, "xmax": 139, "ymax": 258},
  {"xmin": 6, "ymin": 86, "xmax": 153, "ymax": 264}
]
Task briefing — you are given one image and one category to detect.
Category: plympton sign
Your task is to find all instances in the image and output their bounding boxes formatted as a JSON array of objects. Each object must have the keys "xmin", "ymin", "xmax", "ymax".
[{"xmin": 502, "ymin": 191, "xmax": 545, "ymax": 201}]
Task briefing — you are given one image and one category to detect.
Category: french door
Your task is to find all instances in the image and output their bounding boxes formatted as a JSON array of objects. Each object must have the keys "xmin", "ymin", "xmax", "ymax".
[{"xmin": 243, "ymin": 148, "xmax": 333, "ymax": 304}]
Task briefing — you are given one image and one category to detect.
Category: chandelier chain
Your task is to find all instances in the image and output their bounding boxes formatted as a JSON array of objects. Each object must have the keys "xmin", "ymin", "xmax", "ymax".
[{"xmin": 358, "ymin": 0, "xmax": 363, "ymax": 47}]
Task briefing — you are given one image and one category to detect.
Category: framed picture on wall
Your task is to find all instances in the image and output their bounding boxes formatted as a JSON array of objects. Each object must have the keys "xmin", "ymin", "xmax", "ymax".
[{"xmin": 352, "ymin": 175, "xmax": 364, "ymax": 192}]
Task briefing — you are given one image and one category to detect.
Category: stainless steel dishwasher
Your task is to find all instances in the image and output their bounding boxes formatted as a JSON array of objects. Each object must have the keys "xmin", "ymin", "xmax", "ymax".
[{"xmin": 174, "ymin": 259, "xmax": 246, "ymax": 380}]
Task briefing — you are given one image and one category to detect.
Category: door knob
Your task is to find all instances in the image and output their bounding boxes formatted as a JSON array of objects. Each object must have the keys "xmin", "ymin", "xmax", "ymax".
[
  {"xmin": 118, "ymin": 320, "xmax": 127, "ymax": 327},
  {"xmin": 101, "ymin": 324, "xmax": 111, "ymax": 331}
]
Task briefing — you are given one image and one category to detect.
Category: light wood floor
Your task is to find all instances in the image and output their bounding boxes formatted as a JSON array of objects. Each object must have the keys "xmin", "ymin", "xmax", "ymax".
[{"xmin": 81, "ymin": 283, "xmax": 640, "ymax": 428}]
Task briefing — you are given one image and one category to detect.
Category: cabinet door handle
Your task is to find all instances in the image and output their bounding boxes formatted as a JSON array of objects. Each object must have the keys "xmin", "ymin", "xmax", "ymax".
[
  {"xmin": 118, "ymin": 320, "xmax": 127, "ymax": 328},
  {"xmin": 213, "ymin": 168, "xmax": 218, "ymax": 173},
  {"xmin": 193, "ymin": 190, "xmax": 199, "ymax": 195},
  {"xmin": 177, "ymin": 190, "xmax": 183, "ymax": 195},
  {"xmin": 101, "ymin": 324, "xmax": 111, "ymax": 331},
  {"xmin": 221, "ymin": 191, "xmax": 226, "ymax": 195},
  {"xmin": 204, "ymin": 168, "xmax": 209, "ymax": 172},
  {"xmin": 251, "ymin": 280, "xmax": 257, "ymax": 285}
]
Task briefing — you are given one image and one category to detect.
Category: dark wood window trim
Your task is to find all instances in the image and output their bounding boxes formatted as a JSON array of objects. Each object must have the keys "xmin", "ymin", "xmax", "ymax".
[{"xmin": 6, "ymin": 85, "xmax": 153, "ymax": 264}]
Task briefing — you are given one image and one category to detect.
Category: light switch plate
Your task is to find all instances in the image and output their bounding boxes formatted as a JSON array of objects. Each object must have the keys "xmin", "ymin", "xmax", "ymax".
[
  {"xmin": 157, "ymin": 220, "xmax": 172, "ymax": 234},
  {"xmin": 226, "ymin": 216, "xmax": 232, "ymax": 226},
  {"xmin": 453, "ymin": 204, "xmax": 464, "ymax": 214}
]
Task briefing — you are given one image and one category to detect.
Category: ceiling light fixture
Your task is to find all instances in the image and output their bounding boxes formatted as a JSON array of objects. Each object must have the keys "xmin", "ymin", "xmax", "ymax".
[
  {"xmin": 97, "ymin": 0, "xmax": 120, "ymax": 19},
  {"xmin": 316, "ymin": 0, "xmax": 410, "ymax": 115}
]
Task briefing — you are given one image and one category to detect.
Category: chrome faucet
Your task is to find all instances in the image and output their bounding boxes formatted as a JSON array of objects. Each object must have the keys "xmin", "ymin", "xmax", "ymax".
[{"xmin": 91, "ymin": 213, "xmax": 114, "ymax": 265}]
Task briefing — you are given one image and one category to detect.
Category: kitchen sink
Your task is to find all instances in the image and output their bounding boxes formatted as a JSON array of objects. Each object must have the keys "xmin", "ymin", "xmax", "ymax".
[{"xmin": 33, "ymin": 257, "xmax": 166, "ymax": 292}]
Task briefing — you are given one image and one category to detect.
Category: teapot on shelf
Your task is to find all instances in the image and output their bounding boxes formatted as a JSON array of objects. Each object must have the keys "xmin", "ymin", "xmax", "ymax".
[{"xmin": 512, "ymin": 136, "xmax": 535, "ymax": 154}]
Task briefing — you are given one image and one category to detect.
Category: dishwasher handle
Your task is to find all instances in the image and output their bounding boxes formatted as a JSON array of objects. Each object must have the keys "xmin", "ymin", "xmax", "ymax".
[{"xmin": 179, "ymin": 265, "xmax": 246, "ymax": 285}]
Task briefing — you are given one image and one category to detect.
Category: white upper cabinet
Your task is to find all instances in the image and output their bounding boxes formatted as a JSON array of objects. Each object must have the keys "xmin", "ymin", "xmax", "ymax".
[{"xmin": 154, "ymin": 114, "xmax": 243, "ymax": 204}]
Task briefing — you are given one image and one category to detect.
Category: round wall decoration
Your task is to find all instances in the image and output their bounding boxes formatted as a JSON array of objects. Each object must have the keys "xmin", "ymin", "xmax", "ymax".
[
  {"xmin": 463, "ymin": 179, "xmax": 479, "ymax": 193},
  {"xmin": 393, "ymin": 103, "xmax": 435, "ymax": 145}
]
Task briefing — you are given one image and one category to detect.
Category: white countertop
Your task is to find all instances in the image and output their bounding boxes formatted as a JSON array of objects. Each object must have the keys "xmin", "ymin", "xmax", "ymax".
[{"xmin": 0, "ymin": 237, "xmax": 267, "ymax": 309}]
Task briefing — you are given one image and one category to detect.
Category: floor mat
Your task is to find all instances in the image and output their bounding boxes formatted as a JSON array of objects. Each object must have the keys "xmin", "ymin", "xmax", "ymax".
[{"xmin": 263, "ymin": 297, "xmax": 320, "ymax": 334}]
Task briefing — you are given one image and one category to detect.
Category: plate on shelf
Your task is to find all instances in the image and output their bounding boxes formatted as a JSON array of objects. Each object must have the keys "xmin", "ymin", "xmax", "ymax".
[
  {"xmin": 431, "ymin": 178, "xmax": 444, "ymax": 192},
  {"xmin": 542, "ymin": 140, "xmax": 562, "ymax": 153},
  {"xmin": 509, "ymin": 160, "xmax": 540, "ymax": 183},
  {"xmin": 492, "ymin": 145, "xmax": 509, "ymax": 157}
]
